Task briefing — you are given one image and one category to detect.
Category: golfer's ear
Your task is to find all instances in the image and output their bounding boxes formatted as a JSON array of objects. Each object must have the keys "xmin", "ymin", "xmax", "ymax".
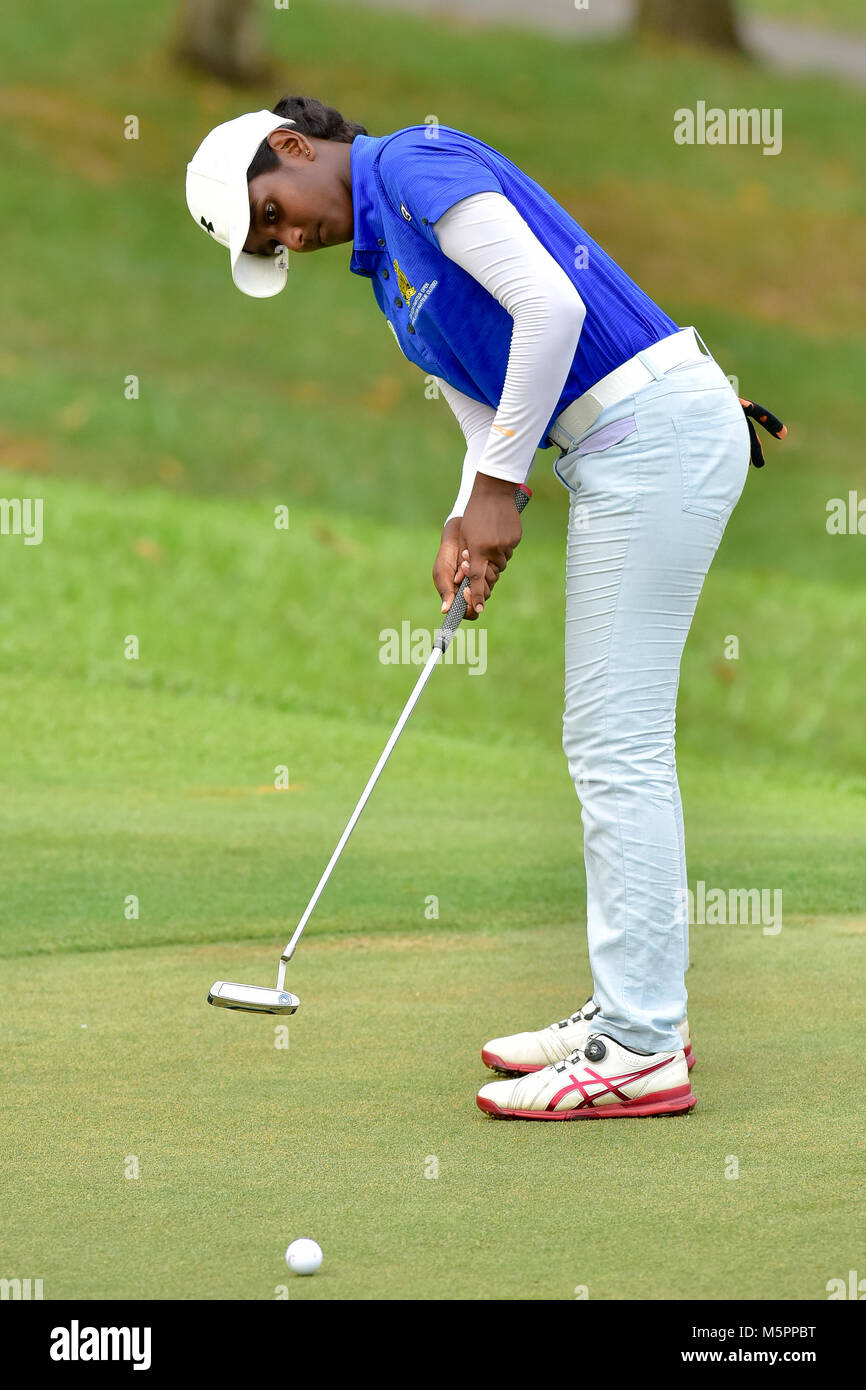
[{"xmin": 269, "ymin": 127, "xmax": 308, "ymax": 160}]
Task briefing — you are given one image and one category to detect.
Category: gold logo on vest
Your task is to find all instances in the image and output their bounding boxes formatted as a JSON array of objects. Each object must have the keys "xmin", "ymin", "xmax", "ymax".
[{"xmin": 393, "ymin": 260, "xmax": 416, "ymax": 302}]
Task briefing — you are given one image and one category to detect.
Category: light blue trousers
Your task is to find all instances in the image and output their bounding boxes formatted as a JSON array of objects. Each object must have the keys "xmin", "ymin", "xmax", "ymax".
[{"xmin": 554, "ymin": 346, "xmax": 750, "ymax": 1053}]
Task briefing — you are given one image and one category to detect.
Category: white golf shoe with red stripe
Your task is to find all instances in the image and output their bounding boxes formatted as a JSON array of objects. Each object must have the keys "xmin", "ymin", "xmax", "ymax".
[
  {"xmin": 476, "ymin": 1033, "xmax": 697, "ymax": 1120},
  {"xmin": 481, "ymin": 998, "xmax": 695, "ymax": 1074}
]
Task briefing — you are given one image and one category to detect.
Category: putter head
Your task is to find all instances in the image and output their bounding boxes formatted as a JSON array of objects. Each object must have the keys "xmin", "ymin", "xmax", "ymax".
[{"xmin": 207, "ymin": 981, "xmax": 300, "ymax": 1016}]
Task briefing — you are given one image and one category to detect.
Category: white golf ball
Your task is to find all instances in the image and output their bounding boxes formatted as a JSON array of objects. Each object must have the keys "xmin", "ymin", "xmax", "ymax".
[{"xmin": 285, "ymin": 1238, "xmax": 322, "ymax": 1276}]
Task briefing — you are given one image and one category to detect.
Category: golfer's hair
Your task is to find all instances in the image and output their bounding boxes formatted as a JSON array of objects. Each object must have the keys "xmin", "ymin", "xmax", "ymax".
[{"xmin": 247, "ymin": 96, "xmax": 368, "ymax": 181}]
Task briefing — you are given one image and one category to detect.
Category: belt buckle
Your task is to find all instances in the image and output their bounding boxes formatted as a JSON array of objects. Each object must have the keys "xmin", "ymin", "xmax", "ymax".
[
  {"xmin": 571, "ymin": 393, "xmax": 604, "ymax": 444},
  {"xmin": 549, "ymin": 391, "xmax": 606, "ymax": 454}
]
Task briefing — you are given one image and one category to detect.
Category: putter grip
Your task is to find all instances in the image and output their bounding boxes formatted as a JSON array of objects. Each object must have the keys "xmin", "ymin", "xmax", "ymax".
[{"xmin": 434, "ymin": 483, "xmax": 531, "ymax": 652}]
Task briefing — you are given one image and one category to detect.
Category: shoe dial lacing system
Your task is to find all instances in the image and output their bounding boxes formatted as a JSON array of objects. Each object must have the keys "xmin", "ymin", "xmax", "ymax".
[
  {"xmin": 552, "ymin": 1000, "xmax": 600, "ymax": 1031},
  {"xmin": 554, "ymin": 1033, "xmax": 607, "ymax": 1072},
  {"xmin": 554, "ymin": 1047, "xmax": 584, "ymax": 1073}
]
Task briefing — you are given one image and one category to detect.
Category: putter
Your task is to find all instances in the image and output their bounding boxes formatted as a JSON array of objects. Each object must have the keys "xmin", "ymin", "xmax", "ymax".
[{"xmin": 208, "ymin": 483, "xmax": 531, "ymax": 1017}]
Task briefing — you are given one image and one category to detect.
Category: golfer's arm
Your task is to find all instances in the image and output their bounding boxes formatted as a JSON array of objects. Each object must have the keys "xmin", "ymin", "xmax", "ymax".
[
  {"xmin": 433, "ymin": 191, "xmax": 586, "ymax": 489},
  {"xmin": 437, "ymin": 380, "xmax": 495, "ymax": 522}
]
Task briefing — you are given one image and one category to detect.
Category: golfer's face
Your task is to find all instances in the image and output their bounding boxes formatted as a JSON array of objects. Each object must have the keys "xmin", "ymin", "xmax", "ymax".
[
  {"xmin": 245, "ymin": 170, "xmax": 324, "ymax": 254},
  {"xmin": 245, "ymin": 164, "xmax": 352, "ymax": 256}
]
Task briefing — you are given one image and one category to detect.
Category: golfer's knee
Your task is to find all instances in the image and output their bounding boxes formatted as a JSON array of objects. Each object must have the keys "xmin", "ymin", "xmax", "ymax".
[
  {"xmin": 563, "ymin": 721, "xmax": 674, "ymax": 800},
  {"xmin": 562, "ymin": 717, "xmax": 603, "ymax": 799}
]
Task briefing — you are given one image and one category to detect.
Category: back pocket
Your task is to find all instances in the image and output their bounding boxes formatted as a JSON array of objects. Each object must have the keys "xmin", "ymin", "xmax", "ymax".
[{"xmin": 672, "ymin": 404, "xmax": 748, "ymax": 521}]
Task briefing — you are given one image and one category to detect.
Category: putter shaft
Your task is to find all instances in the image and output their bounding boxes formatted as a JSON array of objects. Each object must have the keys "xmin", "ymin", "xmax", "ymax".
[{"xmin": 275, "ymin": 645, "xmax": 443, "ymax": 989}]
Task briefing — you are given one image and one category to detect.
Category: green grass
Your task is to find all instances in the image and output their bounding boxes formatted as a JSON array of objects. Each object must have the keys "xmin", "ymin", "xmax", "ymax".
[
  {"xmin": 1, "ymin": 920, "xmax": 861, "ymax": 1301},
  {"xmin": 0, "ymin": 0, "xmax": 864, "ymax": 1301},
  {"xmin": 2, "ymin": 668, "xmax": 865, "ymax": 961},
  {"xmin": 2, "ymin": 472, "xmax": 864, "ymax": 790}
]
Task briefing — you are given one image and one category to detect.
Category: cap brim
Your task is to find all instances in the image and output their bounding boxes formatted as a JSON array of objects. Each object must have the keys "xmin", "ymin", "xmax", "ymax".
[{"xmin": 231, "ymin": 246, "xmax": 289, "ymax": 298}]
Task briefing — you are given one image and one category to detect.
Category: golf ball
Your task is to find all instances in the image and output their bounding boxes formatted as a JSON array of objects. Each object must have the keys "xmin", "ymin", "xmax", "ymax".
[{"xmin": 285, "ymin": 1238, "xmax": 323, "ymax": 1276}]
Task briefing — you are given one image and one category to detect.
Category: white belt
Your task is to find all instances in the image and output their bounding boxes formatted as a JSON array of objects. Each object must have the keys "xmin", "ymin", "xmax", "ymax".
[{"xmin": 548, "ymin": 326, "xmax": 709, "ymax": 452}]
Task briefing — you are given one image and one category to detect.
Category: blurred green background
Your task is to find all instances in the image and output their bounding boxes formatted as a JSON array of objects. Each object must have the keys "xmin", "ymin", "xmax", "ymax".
[
  {"xmin": 1, "ymin": 0, "xmax": 864, "ymax": 777},
  {"xmin": 0, "ymin": 0, "xmax": 864, "ymax": 1301}
]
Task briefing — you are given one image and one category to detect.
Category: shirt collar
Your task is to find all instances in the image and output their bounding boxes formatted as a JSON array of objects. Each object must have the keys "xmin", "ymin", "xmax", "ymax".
[{"xmin": 349, "ymin": 135, "xmax": 386, "ymax": 275}]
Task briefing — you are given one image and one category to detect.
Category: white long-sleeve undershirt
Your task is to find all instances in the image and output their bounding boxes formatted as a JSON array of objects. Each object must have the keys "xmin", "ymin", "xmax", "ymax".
[{"xmin": 432, "ymin": 191, "xmax": 586, "ymax": 521}]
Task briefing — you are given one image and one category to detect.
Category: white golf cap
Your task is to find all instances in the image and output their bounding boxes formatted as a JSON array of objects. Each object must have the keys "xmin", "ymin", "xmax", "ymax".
[{"xmin": 186, "ymin": 109, "xmax": 296, "ymax": 298}]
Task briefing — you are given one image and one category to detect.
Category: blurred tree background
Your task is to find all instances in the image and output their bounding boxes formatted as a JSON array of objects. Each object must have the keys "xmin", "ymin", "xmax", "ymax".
[
  {"xmin": 638, "ymin": 0, "xmax": 743, "ymax": 51},
  {"xmin": 173, "ymin": 0, "xmax": 273, "ymax": 84}
]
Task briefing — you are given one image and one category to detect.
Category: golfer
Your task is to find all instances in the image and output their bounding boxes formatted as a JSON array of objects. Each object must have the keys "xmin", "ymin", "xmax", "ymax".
[{"xmin": 186, "ymin": 98, "xmax": 783, "ymax": 1120}]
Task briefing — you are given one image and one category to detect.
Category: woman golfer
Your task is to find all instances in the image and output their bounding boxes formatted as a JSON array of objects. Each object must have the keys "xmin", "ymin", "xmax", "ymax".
[{"xmin": 186, "ymin": 98, "xmax": 783, "ymax": 1120}]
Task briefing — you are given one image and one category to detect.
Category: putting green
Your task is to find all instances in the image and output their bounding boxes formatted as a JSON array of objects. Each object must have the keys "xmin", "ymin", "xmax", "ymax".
[{"xmin": 2, "ymin": 913, "xmax": 861, "ymax": 1301}]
